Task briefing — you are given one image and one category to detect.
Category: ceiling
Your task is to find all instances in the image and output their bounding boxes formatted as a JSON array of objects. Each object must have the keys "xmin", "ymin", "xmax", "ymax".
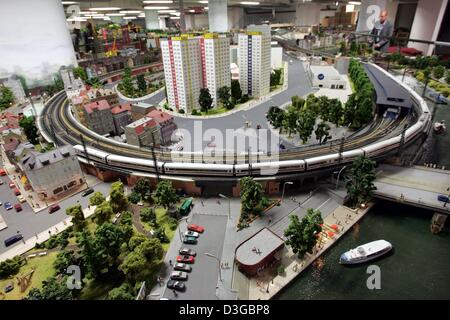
[{"xmin": 62, "ymin": 0, "xmax": 359, "ymax": 14}]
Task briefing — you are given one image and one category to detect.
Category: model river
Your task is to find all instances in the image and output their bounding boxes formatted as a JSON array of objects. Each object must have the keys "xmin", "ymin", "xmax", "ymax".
[{"xmin": 278, "ymin": 103, "xmax": 450, "ymax": 300}]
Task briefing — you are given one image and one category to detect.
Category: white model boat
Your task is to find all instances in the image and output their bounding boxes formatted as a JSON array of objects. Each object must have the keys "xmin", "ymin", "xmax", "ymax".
[{"xmin": 339, "ymin": 240, "xmax": 393, "ymax": 265}]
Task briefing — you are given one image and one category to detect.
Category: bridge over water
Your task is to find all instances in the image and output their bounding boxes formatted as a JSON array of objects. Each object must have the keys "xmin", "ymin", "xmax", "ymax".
[{"xmin": 374, "ymin": 164, "xmax": 450, "ymax": 215}]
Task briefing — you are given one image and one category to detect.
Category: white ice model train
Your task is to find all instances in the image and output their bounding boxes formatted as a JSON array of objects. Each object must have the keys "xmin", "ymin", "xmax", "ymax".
[{"xmin": 72, "ymin": 63, "xmax": 431, "ymax": 177}]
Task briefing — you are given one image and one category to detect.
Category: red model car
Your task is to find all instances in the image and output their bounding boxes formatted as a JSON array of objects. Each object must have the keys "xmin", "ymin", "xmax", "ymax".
[
  {"xmin": 176, "ymin": 255, "xmax": 195, "ymax": 264},
  {"xmin": 14, "ymin": 203, "xmax": 22, "ymax": 212},
  {"xmin": 9, "ymin": 182, "xmax": 15, "ymax": 189},
  {"xmin": 187, "ymin": 224, "xmax": 205, "ymax": 233},
  {"xmin": 14, "ymin": 188, "xmax": 21, "ymax": 196}
]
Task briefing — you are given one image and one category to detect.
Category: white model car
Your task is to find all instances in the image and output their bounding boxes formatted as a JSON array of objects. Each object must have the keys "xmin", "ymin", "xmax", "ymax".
[{"xmin": 183, "ymin": 231, "xmax": 199, "ymax": 238}]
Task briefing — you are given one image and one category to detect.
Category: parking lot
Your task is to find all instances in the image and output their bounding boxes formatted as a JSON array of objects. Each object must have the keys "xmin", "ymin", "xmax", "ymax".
[{"xmin": 162, "ymin": 213, "xmax": 228, "ymax": 300}]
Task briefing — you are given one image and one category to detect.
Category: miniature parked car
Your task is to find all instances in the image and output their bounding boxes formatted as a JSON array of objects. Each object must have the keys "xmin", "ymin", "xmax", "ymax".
[
  {"xmin": 179, "ymin": 247, "xmax": 196, "ymax": 256},
  {"xmin": 0, "ymin": 179, "xmax": 4, "ymax": 185},
  {"xmin": 184, "ymin": 231, "xmax": 199, "ymax": 238},
  {"xmin": 81, "ymin": 188, "xmax": 94, "ymax": 197},
  {"xmin": 14, "ymin": 203, "xmax": 22, "ymax": 212},
  {"xmin": 167, "ymin": 280, "xmax": 185, "ymax": 292},
  {"xmin": 176, "ymin": 255, "xmax": 195, "ymax": 264},
  {"xmin": 4, "ymin": 202, "xmax": 13, "ymax": 210},
  {"xmin": 170, "ymin": 271, "xmax": 188, "ymax": 281},
  {"xmin": 437, "ymin": 195, "xmax": 450, "ymax": 203},
  {"xmin": 8, "ymin": 182, "xmax": 15, "ymax": 188},
  {"xmin": 14, "ymin": 188, "xmax": 21, "ymax": 196},
  {"xmin": 0, "ymin": 169, "xmax": 6, "ymax": 176},
  {"xmin": 183, "ymin": 236, "xmax": 197, "ymax": 244},
  {"xmin": 4, "ymin": 282, "xmax": 14, "ymax": 293},
  {"xmin": 17, "ymin": 195, "xmax": 26, "ymax": 203},
  {"xmin": 174, "ymin": 262, "xmax": 192, "ymax": 273},
  {"xmin": 48, "ymin": 204, "xmax": 60, "ymax": 214},
  {"xmin": 187, "ymin": 224, "xmax": 205, "ymax": 233}
]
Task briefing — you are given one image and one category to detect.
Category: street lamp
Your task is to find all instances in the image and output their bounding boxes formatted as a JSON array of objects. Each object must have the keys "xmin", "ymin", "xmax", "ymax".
[
  {"xmin": 177, "ymin": 216, "xmax": 189, "ymax": 242},
  {"xmin": 205, "ymin": 252, "xmax": 222, "ymax": 282},
  {"xmin": 444, "ymin": 187, "xmax": 450, "ymax": 208},
  {"xmin": 281, "ymin": 181, "xmax": 293, "ymax": 202},
  {"xmin": 218, "ymin": 194, "xmax": 230, "ymax": 219},
  {"xmin": 335, "ymin": 165, "xmax": 347, "ymax": 190}
]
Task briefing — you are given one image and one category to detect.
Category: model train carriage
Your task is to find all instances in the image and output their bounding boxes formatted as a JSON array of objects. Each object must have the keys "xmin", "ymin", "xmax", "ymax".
[
  {"xmin": 361, "ymin": 136, "xmax": 401, "ymax": 158},
  {"xmin": 252, "ymin": 159, "xmax": 306, "ymax": 175},
  {"xmin": 74, "ymin": 145, "xmax": 109, "ymax": 164},
  {"xmin": 163, "ymin": 162, "xmax": 234, "ymax": 176},
  {"xmin": 305, "ymin": 154, "xmax": 340, "ymax": 170},
  {"xmin": 107, "ymin": 154, "xmax": 164, "ymax": 173}
]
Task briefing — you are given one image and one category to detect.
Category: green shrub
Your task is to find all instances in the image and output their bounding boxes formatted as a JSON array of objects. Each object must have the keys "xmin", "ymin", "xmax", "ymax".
[
  {"xmin": 191, "ymin": 109, "xmax": 199, "ymax": 115},
  {"xmin": 155, "ymin": 227, "xmax": 169, "ymax": 243},
  {"xmin": 179, "ymin": 109, "xmax": 185, "ymax": 114},
  {"xmin": 277, "ymin": 264, "xmax": 285, "ymax": 275},
  {"xmin": 128, "ymin": 191, "xmax": 141, "ymax": 204},
  {"xmin": 140, "ymin": 207, "xmax": 156, "ymax": 224},
  {"xmin": 167, "ymin": 217, "xmax": 178, "ymax": 231},
  {"xmin": 45, "ymin": 236, "xmax": 58, "ymax": 249},
  {"xmin": 35, "ymin": 242, "xmax": 45, "ymax": 249},
  {"xmin": 0, "ymin": 256, "xmax": 24, "ymax": 279}
]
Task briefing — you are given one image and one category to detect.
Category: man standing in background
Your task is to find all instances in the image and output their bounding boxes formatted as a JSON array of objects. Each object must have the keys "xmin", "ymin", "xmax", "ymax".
[{"xmin": 369, "ymin": 9, "xmax": 393, "ymax": 53}]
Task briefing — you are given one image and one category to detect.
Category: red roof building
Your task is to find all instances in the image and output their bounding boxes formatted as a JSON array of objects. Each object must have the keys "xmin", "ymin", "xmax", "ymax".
[
  {"xmin": 111, "ymin": 103, "xmax": 132, "ymax": 135},
  {"xmin": 82, "ymin": 100, "xmax": 115, "ymax": 135},
  {"xmin": 124, "ymin": 116, "xmax": 161, "ymax": 147},
  {"xmin": 146, "ymin": 109, "xmax": 177, "ymax": 145}
]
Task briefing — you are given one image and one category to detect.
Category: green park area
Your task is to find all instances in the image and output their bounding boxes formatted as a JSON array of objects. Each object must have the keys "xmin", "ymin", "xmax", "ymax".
[{"xmin": 0, "ymin": 179, "xmax": 186, "ymax": 300}]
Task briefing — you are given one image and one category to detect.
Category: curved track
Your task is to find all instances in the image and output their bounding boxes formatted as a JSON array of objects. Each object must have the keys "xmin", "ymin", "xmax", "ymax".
[{"xmin": 39, "ymin": 62, "xmax": 431, "ymax": 178}]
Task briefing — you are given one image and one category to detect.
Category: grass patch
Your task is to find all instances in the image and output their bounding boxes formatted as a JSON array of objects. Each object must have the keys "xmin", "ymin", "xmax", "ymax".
[
  {"xmin": 0, "ymin": 252, "xmax": 57, "ymax": 300},
  {"xmin": 155, "ymin": 207, "xmax": 175, "ymax": 251},
  {"xmin": 348, "ymin": 77, "xmax": 356, "ymax": 93}
]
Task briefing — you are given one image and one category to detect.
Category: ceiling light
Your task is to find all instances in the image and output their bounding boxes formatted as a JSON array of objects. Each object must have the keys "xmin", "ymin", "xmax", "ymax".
[
  {"xmin": 170, "ymin": 16, "xmax": 180, "ymax": 19},
  {"xmin": 143, "ymin": 1, "xmax": 173, "ymax": 3},
  {"xmin": 89, "ymin": 7, "xmax": 121, "ymax": 11},
  {"xmin": 144, "ymin": 6, "xmax": 171, "ymax": 9},
  {"xmin": 348, "ymin": 1, "xmax": 361, "ymax": 4},
  {"xmin": 240, "ymin": 1, "xmax": 259, "ymax": 5},
  {"xmin": 62, "ymin": 1, "xmax": 78, "ymax": 5},
  {"xmin": 120, "ymin": 10, "xmax": 142, "ymax": 14},
  {"xmin": 123, "ymin": 16, "xmax": 137, "ymax": 20},
  {"xmin": 159, "ymin": 15, "xmax": 170, "ymax": 18},
  {"xmin": 106, "ymin": 13, "xmax": 126, "ymax": 16},
  {"xmin": 67, "ymin": 17, "xmax": 87, "ymax": 22},
  {"xmin": 158, "ymin": 9, "xmax": 176, "ymax": 13},
  {"xmin": 80, "ymin": 11, "xmax": 96, "ymax": 14},
  {"xmin": 188, "ymin": 9, "xmax": 195, "ymax": 13},
  {"xmin": 198, "ymin": 1, "xmax": 208, "ymax": 3},
  {"xmin": 170, "ymin": 12, "xmax": 180, "ymax": 16}
]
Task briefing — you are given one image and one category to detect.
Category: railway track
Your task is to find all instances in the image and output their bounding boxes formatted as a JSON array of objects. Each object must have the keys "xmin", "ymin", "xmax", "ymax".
[{"xmin": 41, "ymin": 88, "xmax": 409, "ymax": 165}]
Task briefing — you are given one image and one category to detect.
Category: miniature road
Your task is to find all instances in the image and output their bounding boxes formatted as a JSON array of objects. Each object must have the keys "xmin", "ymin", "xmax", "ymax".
[{"xmin": 0, "ymin": 153, "xmax": 113, "ymax": 255}]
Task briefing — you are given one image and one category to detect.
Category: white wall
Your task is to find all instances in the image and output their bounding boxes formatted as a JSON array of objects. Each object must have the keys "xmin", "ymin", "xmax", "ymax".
[
  {"xmin": 271, "ymin": 47, "xmax": 283, "ymax": 69},
  {"xmin": 409, "ymin": 0, "xmax": 448, "ymax": 55},
  {"xmin": 228, "ymin": 7, "xmax": 244, "ymax": 30},
  {"xmin": 209, "ymin": 0, "xmax": 228, "ymax": 32},
  {"xmin": 194, "ymin": 14, "xmax": 209, "ymax": 29},
  {"xmin": 0, "ymin": 0, "xmax": 77, "ymax": 85},
  {"xmin": 295, "ymin": 3, "xmax": 322, "ymax": 26}
]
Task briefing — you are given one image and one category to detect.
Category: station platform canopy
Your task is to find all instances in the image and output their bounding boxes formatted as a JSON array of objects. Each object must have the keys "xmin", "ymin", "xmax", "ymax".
[{"xmin": 363, "ymin": 64, "xmax": 412, "ymax": 109}]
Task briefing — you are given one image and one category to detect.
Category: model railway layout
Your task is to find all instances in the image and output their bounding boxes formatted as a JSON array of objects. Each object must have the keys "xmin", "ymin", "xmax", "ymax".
[{"xmin": 39, "ymin": 63, "xmax": 431, "ymax": 178}]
